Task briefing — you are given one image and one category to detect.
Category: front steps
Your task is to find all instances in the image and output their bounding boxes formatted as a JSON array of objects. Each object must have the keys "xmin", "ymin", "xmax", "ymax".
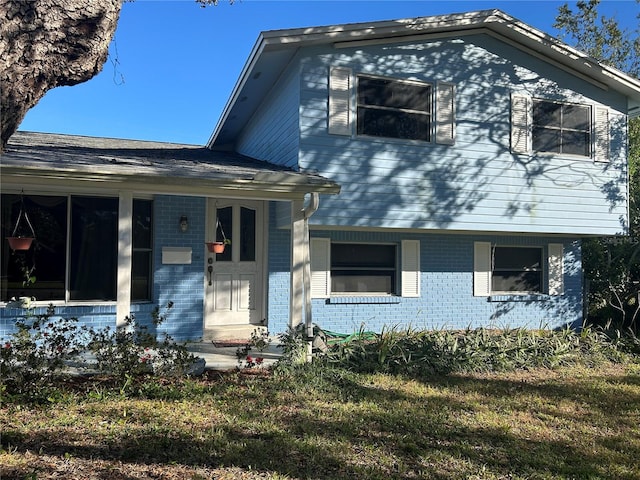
[{"xmin": 203, "ymin": 324, "xmax": 267, "ymax": 342}]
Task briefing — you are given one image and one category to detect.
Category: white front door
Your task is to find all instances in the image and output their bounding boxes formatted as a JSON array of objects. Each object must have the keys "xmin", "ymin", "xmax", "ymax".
[{"xmin": 204, "ymin": 199, "xmax": 266, "ymax": 328}]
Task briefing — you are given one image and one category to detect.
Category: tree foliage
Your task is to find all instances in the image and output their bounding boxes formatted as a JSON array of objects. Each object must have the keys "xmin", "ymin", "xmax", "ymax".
[
  {"xmin": 0, "ymin": 0, "xmax": 123, "ymax": 153},
  {"xmin": 0, "ymin": 0, "xmax": 232, "ymax": 154},
  {"xmin": 555, "ymin": 0, "xmax": 640, "ymax": 329}
]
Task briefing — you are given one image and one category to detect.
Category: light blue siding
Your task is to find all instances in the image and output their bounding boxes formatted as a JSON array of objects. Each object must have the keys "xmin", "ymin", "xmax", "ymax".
[
  {"xmin": 266, "ymin": 229, "xmax": 583, "ymax": 335},
  {"xmin": 296, "ymin": 35, "xmax": 628, "ymax": 236},
  {"xmin": 236, "ymin": 64, "xmax": 301, "ymax": 168}
]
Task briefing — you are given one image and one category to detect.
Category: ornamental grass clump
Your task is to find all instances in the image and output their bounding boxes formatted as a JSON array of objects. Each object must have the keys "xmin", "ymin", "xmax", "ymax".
[{"xmin": 327, "ymin": 325, "xmax": 630, "ymax": 376}]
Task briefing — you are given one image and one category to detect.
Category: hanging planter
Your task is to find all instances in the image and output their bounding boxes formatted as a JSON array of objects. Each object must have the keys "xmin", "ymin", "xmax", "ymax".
[
  {"xmin": 206, "ymin": 241, "xmax": 226, "ymax": 254},
  {"xmin": 6, "ymin": 194, "xmax": 36, "ymax": 251},
  {"xmin": 7, "ymin": 237, "xmax": 34, "ymax": 251},
  {"xmin": 205, "ymin": 218, "xmax": 230, "ymax": 254}
]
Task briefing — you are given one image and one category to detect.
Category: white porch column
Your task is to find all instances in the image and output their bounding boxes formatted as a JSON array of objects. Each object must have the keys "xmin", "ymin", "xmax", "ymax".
[
  {"xmin": 289, "ymin": 198, "xmax": 305, "ymax": 329},
  {"xmin": 116, "ymin": 192, "xmax": 133, "ymax": 328}
]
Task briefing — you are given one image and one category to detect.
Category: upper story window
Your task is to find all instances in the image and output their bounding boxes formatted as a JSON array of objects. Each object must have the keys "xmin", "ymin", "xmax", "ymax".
[
  {"xmin": 532, "ymin": 100, "xmax": 591, "ymax": 156},
  {"xmin": 328, "ymin": 67, "xmax": 455, "ymax": 145},
  {"xmin": 511, "ymin": 94, "xmax": 609, "ymax": 161},
  {"xmin": 356, "ymin": 75, "xmax": 432, "ymax": 142}
]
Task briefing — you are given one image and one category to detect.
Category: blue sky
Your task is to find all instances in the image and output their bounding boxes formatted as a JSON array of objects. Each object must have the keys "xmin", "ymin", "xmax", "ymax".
[{"xmin": 18, "ymin": 0, "xmax": 639, "ymax": 145}]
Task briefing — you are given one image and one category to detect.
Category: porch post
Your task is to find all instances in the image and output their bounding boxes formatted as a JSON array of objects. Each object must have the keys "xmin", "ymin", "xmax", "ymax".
[
  {"xmin": 116, "ymin": 192, "xmax": 133, "ymax": 328},
  {"xmin": 289, "ymin": 198, "xmax": 305, "ymax": 329}
]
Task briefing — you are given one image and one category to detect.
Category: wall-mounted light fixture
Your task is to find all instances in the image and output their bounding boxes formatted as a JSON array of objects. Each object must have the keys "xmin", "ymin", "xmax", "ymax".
[{"xmin": 179, "ymin": 215, "xmax": 188, "ymax": 233}]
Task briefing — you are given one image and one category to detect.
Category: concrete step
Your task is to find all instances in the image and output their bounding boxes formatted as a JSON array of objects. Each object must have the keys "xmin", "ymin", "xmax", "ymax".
[{"xmin": 203, "ymin": 324, "xmax": 267, "ymax": 342}]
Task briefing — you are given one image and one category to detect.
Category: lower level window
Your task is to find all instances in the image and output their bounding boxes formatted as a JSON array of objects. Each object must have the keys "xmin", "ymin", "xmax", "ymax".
[
  {"xmin": 1, "ymin": 194, "xmax": 152, "ymax": 302},
  {"xmin": 492, "ymin": 246, "xmax": 543, "ymax": 293},
  {"xmin": 331, "ymin": 243, "xmax": 397, "ymax": 294}
]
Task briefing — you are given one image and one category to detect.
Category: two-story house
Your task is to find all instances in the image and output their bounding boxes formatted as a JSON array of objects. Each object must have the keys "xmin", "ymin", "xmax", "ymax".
[{"xmin": 2, "ymin": 10, "xmax": 640, "ymax": 340}]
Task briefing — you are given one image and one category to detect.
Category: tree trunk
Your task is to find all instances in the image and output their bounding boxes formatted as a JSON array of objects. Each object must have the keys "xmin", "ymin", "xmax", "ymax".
[{"xmin": 0, "ymin": 0, "xmax": 123, "ymax": 153}]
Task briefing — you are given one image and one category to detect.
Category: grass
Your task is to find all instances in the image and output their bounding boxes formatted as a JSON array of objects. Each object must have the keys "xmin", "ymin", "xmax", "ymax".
[{"xmin": 2, "ymin": 360, "xmax": 640, "ymax": 480}]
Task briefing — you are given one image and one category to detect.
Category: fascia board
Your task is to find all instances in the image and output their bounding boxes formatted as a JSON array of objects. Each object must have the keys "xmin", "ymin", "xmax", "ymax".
[{"xmin": 0, "ymin": 167, "xmax": 341, "ymax": 198}]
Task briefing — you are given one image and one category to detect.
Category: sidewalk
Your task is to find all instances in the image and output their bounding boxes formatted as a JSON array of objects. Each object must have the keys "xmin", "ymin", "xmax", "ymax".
[{"xmin": 65, "ymin": 341, "xmax": 283, "ymax": 375}]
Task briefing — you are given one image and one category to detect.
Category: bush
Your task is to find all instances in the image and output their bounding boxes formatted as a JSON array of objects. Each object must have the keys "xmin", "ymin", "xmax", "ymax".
[
  {"xmin": 1, "ymin": 302, "xmax": 201, "ymax": 402},
  {"xmin": 88, "ymin": 302, "xmax": 200, "ymax": 380},
  {"xmin": 0, "ymin": 305, "xmax": 89, "ymax": 400}
]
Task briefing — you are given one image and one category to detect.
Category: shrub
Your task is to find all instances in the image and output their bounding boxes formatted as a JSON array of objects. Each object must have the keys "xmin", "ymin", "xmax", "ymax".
[
  {"xmin": 274, "ymin": 325, "xmax": 308, "ymax": 372},
  {"xmin": 87, "ymin": 302, "xmax": 200, "ymax": 381},
  {"xmin": 0, "ymin": 305, "xmax": 89, "ymax": 400},
  {"xmin": 0, "ymin": 302, "xmax": 201, "ymax": 402}
]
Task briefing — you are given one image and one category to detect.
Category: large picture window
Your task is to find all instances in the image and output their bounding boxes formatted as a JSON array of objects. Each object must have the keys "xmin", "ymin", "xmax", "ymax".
[
  {"xmin": 532, "ymin": 100, "xmax": 591, "ymax": 156},
  {"xmin": 69, "ymin": 196, "xmax": 118, "ymax": 301},
  {"xmin": 357, "ymin": 75, "xmax": 432, "ymax": 142},
  {"xmin": 1, "ymin": 194, "xmax": 153, "ymax": 303}
]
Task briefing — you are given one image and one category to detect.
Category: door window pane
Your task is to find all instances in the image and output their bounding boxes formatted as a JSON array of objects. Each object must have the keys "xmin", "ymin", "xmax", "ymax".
[
  {"xmin": 240, "ymin": 207, "xmax": 256, "ymax": 262},
  {"xmin": 216, "ymin": 206, "xmax": 232, "ymax": 262}
]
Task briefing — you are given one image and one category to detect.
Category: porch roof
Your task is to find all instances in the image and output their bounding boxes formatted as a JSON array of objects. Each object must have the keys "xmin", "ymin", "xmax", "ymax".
[{"xmin": 1, "ymin": 131, "xmax": 340, "ymax": 198}]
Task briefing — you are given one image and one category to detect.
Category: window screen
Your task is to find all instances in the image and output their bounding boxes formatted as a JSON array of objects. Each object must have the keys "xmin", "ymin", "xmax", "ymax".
[
  {"xmin": 492, "ymin": 246, "xmax": 543, "ymax": 293},
  {"xmin": 331, "ymin": 243, "xmax": 397, "ymax": 294},
  {"xmin": 357, "ymin": 76, "xmax": 432, "ymax": 141}
]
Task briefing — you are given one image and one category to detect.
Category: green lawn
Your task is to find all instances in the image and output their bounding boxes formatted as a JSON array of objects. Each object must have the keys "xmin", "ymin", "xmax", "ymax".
[{"xmin": 2, "ymin": 362, "xmax": 640, "ymax": 480}]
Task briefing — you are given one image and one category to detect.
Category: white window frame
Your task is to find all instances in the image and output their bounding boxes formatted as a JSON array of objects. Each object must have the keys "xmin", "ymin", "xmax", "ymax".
[
  {"xmin": 491, "ymin": 245, "xmax": 544, "ymax": 295},
  {"xmin": 511, "ymin": 94, "xmax": 609, "ymax": 162},
  {"xmin": 1, "ymin": 192, "xmax": 153, "ymax": 305},
  {"xmin": 531, "ymin": 99, "xmax": 592, "ymax": 157},
  {"xmin": 329, "ymin": 67, "xmax": 455, "ymax": 144},
  {"xmin": 474, "ymin": 242, "xmax": 564, "ymax": 297},
  {"xmin": 311, "ymin": 238, "xmax": 420, "ymax": 298},
  {"xmin": 356, "ymin": 74, "xmax": 433, "ymax": 142}
]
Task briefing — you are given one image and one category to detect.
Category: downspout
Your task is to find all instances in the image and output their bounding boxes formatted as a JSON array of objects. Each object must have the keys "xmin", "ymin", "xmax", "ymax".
[{"xmin": 302, "ymin": 192, "xmax": 319, "ymax": 362}]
